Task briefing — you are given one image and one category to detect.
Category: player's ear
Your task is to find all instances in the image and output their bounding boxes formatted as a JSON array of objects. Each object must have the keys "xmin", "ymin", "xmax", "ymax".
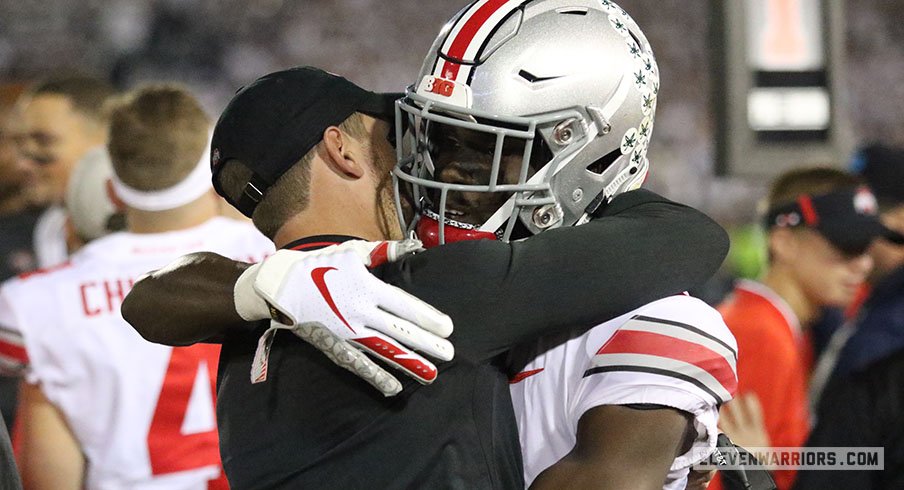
[
  {"xmin": 321, "ymin": 126, "xmax": 365, "ymax": 179},
  {"xmin": 105, "ymin": 179, "xmax": 126, "ymax": 211}
]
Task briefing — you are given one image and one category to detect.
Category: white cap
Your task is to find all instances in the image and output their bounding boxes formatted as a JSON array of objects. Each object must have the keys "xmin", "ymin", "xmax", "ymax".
[{"xmin": 65, "ymin": 146, "xmax": 120, "ymax": 241}]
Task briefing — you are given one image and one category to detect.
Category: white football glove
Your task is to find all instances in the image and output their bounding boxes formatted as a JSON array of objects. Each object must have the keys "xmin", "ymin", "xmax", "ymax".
[{"xmin": 235, "ymin": 239, "xmax": 454, "ymax": 396}]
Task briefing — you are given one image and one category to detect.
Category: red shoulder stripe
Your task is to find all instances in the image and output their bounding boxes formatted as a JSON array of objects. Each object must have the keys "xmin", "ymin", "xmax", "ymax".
[
  {"xmin": 596, "ymin": 329, "xmax": 737, "ymax": 395},
  {"xmin": 0, "ymin": 339, "xmax": 28, "ymax": 364}
]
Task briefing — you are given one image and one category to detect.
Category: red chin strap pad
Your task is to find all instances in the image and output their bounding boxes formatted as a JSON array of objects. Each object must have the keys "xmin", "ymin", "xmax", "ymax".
[{"xmin": 416, "ymin": 216, "xmax": 497, "ymax": 248}]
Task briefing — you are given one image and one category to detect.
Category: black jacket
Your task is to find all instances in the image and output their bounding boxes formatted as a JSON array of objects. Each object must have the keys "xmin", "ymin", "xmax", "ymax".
[
  {"xmin": 795, "ymin": 348, "xmax": 904, "ymax": 490},
  {"xmin": 216, "ymin": 190, "xmax": 729, "ymax": 490}
]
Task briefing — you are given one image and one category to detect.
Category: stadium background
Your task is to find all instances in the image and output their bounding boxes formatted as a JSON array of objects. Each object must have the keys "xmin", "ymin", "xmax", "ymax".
[{"xmin": 1, "ymin": 0, "xmax": 902, "ymax": 276}]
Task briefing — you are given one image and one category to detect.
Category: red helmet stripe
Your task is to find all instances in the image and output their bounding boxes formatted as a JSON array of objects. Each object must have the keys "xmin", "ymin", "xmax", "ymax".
[
  {"xmin": 436, "ymin": 0, "xmax": 519, "ymax": 82},
  {"xmin": 440, "ymin": 60, "xmax": 463, "ymax": 81},
  {"xmin": 447, "ymin": 0, "xmax": 510, "ymax": 59}
]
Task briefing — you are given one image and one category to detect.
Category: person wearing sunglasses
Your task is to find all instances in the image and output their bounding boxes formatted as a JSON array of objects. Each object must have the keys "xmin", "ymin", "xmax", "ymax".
[{"xmin": 713, "ymin": 167, "xmax": 904, "ymax": 490}]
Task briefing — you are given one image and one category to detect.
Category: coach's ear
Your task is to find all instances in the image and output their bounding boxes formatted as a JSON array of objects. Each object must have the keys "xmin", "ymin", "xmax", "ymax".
[{"xmin": 322, "ymin": 125, "xmax": 366, "ymax": 179}]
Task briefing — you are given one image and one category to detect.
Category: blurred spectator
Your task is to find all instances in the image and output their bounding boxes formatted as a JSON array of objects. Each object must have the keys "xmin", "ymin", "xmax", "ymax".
[
  {"xmin": 796, "ymin": 350, "xmax": 904, "ymax": 489},
  {"xmin": 795, "ymin": 146, "xmax": 904, "ymax": 490},
  {"xmin": 0, "ymin": 87, "xmax": 34, "ymax": 216},
  {"xmin": 0, "ymin": 84, "xmax": 42, "ymax": 434},
  {"xmin": 1, "ymin": 76, "xmax": 115, "ymax": 436},
  {"xmin": 0, "ymin": 84, "xmax": 26, "ymax": 490},
  {"xmin": 833, "ymin": 145, "xmax": 904, "ymax": 375},
  {"xmin": 16, "ymin": 75, "xmax": 115, "ymax": 267},
  {"xmin": 0, "ymin": 84, "xmax": 271, "ymax": 489},
  {"xmin": 0, "ymin": 84, "xmax": 38, "ymax": 279},
  {"xmin": 712, "ymin": 168, "xmax": 892, "ymax": 490}
]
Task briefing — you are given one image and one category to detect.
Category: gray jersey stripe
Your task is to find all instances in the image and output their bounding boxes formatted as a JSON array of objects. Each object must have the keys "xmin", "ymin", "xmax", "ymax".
[
  {"xmin": 0, "ymin": 357, "xmax": 25, "ymax": 375},
  {"xmin": 583, "ymin": 365, "xmax": 726, "ymax": 404},
  {"xmin": 632, "ymin": 314, "xmax": 738, "ymax": 360},
  {"xmin": 588, "ymin": 352, "xmax": 733, "ymax": 403}
]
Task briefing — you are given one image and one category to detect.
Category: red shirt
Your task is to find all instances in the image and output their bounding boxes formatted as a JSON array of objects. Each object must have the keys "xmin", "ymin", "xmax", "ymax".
[{"xmin": 709, "ymin": 280, "xmax": 810, "ymax": 490}]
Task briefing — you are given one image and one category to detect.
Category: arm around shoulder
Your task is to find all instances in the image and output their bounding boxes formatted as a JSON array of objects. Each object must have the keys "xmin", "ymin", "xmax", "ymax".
[
  {"xmin": 122, "ymin": 252, "xmax": 256, "ymax": 346},
  {"xmin": 391, "ymin": 190, "xmax": 729, "ymax": 359}
]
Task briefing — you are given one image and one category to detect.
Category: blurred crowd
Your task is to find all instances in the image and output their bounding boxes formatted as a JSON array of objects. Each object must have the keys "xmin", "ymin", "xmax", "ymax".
[
  {"xmin": 0, "ymin": 77, "xmax": 269, "ymax": 489},
  {"xmin": 4, "ymin": 0, "xmax": 904, "ymax": 223}
]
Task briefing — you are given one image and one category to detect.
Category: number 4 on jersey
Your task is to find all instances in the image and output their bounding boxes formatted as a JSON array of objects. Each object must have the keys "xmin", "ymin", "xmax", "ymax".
[{"xmin": 147, "ymin": 344, "xmax": 222, "ymax": 477}]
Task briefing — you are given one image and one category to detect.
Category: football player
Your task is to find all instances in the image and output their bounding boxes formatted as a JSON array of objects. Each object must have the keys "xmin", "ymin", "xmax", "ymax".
[
  {"xmin": 392, "ymin": 1, "xmax": 737, "ymax": 488},
  {"xmin": 0, "ymin": 85, "xmax": 274, "ymax": 489}
]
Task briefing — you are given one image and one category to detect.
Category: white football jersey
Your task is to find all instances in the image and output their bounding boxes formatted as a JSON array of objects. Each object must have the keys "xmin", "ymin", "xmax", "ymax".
[
  {"xmin": 509, "ymin": 295, "xmax": 738, "ymax": 490},
  {"xmin": 0, "ymin": 217, "xmax": 273, "ymax": 490}
]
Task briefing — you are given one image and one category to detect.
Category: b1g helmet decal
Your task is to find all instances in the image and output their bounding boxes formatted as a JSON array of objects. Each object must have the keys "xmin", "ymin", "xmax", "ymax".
[{"xmin": 393, "ymin": 0, "xmax": 660, "ymax": 244}]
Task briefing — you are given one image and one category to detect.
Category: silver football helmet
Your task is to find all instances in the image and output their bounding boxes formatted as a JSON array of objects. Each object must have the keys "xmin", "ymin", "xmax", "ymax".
[{"xmin": 393, "ymin": 0, "xmax": 659, "ymax": 244}]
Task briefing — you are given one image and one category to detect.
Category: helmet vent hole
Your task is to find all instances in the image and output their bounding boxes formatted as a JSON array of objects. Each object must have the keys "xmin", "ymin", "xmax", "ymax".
[
  {"xmin": 628, "ymin": 30, "xmax": 643, "ymax": 50},
  {"xmin": 556, "ymin": 7, "xmax": 588, "ymax": 15},
  {"xmin": 586, "ymin": 149, "xmax": 621, "ymax": 176},
  {"xmin": 518, "ymin": 70, "xmax": 563, "ymax": 84}
]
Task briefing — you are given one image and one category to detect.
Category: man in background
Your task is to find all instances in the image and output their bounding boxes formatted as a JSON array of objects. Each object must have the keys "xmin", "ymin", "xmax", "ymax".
[
  {"xmin": 715, "ymin": 167, "xmax": 901, "ymax": 490},
  {"xmin": 0, "ymin": 82, "xmax": 25, "ymax": 490},
  {"xmin": 795, "ymin": 146, "xmax": 904, "ymax": 490},
  {"xmin": 819, "ymin": 146, "xmax": 904, "ymax": 381},
  {"xmin": 0, "ymin": 83, "xmax": 43, "ymax": 435},
  {"xmin": 0, "ymin": 85, "xmax": 34, "ymax": 225},
  {"xmin": 15, "ymin": 75, "xmax": 115, "ymax": 268},
  {"xmin": 0, "ymin": 84, "xmax": 272, "ymax": 489}
]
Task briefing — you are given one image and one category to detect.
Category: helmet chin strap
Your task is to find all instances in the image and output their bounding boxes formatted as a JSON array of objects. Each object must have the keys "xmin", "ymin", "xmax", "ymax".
[{"xmin": 416, "ymin": 215, "xmax": 497, "ymax": 249}]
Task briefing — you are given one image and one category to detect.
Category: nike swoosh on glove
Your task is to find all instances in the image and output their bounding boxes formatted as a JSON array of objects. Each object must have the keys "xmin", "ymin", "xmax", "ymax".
[{"xmin": 237, "ymin": 239, "xmax": 454, "ymax": 396}]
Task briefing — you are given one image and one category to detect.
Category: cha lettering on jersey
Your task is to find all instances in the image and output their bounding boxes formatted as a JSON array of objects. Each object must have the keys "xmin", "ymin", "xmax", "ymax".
[
  {"xmin": 79, "ymin": 278, "xmax": 136, "ymax": 317},
  {"xmin": 76, "ymin": 253, "xmax": 267, "ymax": 318}
]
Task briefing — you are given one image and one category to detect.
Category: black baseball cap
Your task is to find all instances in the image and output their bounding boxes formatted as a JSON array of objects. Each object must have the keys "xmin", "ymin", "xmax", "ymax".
[
  {"xmin": 210, "ymin": 66, "xmax": 401, "ymax": 217},
  {"xmin": 765, "ymin": 186, "xmax": 904, "ymax": 256},
  {"xmin": 851, "ymin": 144, "xmax": 904, "ymax": 208}
]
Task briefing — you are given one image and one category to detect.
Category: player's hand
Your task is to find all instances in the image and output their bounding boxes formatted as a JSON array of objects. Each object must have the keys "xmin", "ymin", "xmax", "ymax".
[
  {"xmin": 684, "ymin": 466, "xmax": 715, "ymax": 490},
  {"xmin": 240, "ymin": 239, "xmax": 454, "ymax": 396},
  {"xmin": 718, "ymin": 393, "xmax": 770, "ymax": 450}
]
